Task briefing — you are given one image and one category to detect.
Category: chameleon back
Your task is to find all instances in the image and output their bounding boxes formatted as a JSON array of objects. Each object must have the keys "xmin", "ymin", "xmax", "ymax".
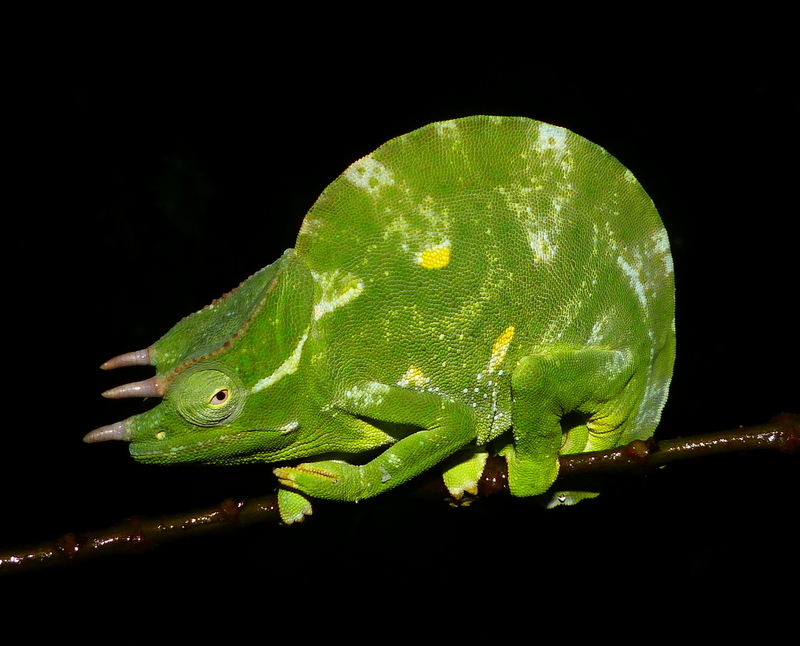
[{"xmin": 296, "ymin": 116, "xmax": 674, "ymax": 448}]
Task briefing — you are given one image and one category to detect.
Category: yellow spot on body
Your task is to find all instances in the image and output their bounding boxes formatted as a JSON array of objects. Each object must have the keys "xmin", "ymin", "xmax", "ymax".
[
  {"xmin": 488, "ymin": 325, "xmax": 515, "ymax": 372},
  {"xmin": 417, "ymin": 240, "xmax": 451, "ymax": 269},
  {"xmin": 397, "ymin": 365, "xmax": 430, "ymax": 388}
]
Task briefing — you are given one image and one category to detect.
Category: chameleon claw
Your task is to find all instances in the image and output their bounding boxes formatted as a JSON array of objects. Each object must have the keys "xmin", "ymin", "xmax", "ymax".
[
  {"xmin": 274, "ymin": 464, "xmax": 341, "ymax": 492},
  {"xmin": 276, "ymin": 464, "xmax": 340, "ymax": 482},
  {"xmin": 273, "ymin": 466, "xmax": 300, "ymax": 488},
  {"xmin": 277, "ymin": 489, "xmax": 313, "ymax": 524}
]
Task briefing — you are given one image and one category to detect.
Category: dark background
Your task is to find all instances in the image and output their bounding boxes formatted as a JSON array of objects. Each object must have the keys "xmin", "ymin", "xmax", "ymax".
[{"xmin": 4, "ymin": 27, "xmax": 796, "ymax": 594}]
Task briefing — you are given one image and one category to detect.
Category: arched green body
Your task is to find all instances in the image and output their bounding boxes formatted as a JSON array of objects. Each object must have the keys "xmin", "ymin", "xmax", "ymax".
[{"xmin": 89, "ymin": 116, "xmax": 675, "ymax": 522}]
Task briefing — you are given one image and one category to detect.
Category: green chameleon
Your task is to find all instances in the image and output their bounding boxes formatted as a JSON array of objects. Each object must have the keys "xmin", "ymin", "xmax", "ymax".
[{"xmin": 86, "ymin": 115, "xmax": 675, "ymax": 524}]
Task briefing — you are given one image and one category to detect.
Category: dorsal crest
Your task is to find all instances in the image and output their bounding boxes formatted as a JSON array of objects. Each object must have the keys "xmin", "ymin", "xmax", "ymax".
[{"xmin": 150, "ymin": 250, "xmax": 294, "ymax": 379}]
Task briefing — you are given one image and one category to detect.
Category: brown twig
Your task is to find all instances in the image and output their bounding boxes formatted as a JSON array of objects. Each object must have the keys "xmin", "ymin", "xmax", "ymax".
[
  {"xmin": 558, "ymin": 412, "xmax": 799, "ymax": 475},
  {"xmin": 1, "ymin": 413, "xmax": 796, "ymax": 575}
]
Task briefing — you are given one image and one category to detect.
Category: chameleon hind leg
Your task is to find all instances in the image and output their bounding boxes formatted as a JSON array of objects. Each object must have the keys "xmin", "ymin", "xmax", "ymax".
[{"xmin": 504, "ymin": 347, "xmax": 641, "ymax": 497}]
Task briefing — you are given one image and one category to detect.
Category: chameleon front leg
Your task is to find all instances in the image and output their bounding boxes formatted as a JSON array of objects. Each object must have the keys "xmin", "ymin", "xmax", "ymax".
[
  {"xmin": 275, "ymin": 382, "xmax": 477, "ymax": 505},
  {"xmin": 505, "ymin": 347, "xmax": 640, "ymax": 497}
]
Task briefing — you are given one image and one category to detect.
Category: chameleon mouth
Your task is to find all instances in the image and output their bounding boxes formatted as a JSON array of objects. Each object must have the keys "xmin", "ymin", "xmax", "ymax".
[
  {"xmin": 84, "ymin": 417, "xmax": 246, "ymax": 458},
  {"xmin": 128, "ymin": 429, "xmax": 245, "ymax": 461},
  {"xmin": 128, "ymin": 426, "xmax": 298, "ymax": 464}
]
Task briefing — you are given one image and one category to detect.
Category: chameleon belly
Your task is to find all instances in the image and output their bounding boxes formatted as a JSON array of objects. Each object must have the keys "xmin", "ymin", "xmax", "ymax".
[{"xmin": 88, "ymin": 116, "xmax": 675, "ymax": 523}]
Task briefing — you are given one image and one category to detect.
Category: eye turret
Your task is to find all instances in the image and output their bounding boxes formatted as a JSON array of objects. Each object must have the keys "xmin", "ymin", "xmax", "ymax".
[{"xmin": 172, "ymin": 368, "xmax": 245, "ymax": 427}]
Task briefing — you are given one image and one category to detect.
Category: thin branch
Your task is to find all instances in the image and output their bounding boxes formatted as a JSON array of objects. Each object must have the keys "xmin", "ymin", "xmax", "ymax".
[
  {"xmin": 556, "ymin": 412, "xmax": 799, "ymax": 476},
  {"xmin": 1, "ymin": 412, "xmax": 796, "ymax": 575}
]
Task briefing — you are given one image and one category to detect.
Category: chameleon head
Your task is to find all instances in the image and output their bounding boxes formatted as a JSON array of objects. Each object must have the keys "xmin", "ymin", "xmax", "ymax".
[
  {"xmin": 84, "ymin": 251, "xmax": 316, "ymax": 465},
  {"xmin": 84, "ymin": 356, "xmax": 299, "ymax": 463}
]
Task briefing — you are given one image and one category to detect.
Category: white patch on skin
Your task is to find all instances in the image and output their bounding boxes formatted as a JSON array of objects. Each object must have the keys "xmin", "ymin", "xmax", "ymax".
[
  {"xmin": 344, "ymin": 382, "xmax": 390, "ymax": 408},
  {"xmin": 534, "ymin": 123, "xmax": 569, "ymax": 155},
  {"xmin": 383, "ymin": 213, "xmax": 414, "ymax": 242},
  {"xmin": 623, "ymin": 169, "xmax": 638, "ymax": 184},
  {"xmin": 606, "ymin": 219, "xmax": 660, "ymax": 316},
  {"xmin": 416, "ymin": 196, "xmax": 452, "ymax": 233},
  {"xmin": 606, "ymin": 349, "xmax": 632, "ymax": 378},
  {"xmin": 537, "ymin": 288, "xmax": 588, "ymax": 347},
  {"xmin": 532, "ymin": 123, "xmax": 574, "ymax": 174},
  {"xmin": 618, "ymin": 255, "xmax": 649, "ymax": 312},
  {"xmin": 551, "ymin": 195, "xmax": 565, "ymax": 213},
  {"xmin": 434, "ymin": 120, "xmax": 459, "ymax": 139},
  {"xmin": 586, "ymin": 317, "xmax": 608, "ymax": 346},
  {"xmin": 651, "ymin": 229, "xmax": 674, "ymax": 274},
  {"xmin": 298, "ymin": 217, "xmax": 322, "ymax": 238},
  {"xmin": 392, "ymin": 198, "xmax": 454, "ymax": 268},
  {"xmin": 312, "ymin": 270, "xmax": 365, "ymax": 320},
  {"xmin": 497, "ymin": 185, "xmax": 566, "ymax": 262},
  {"xmin": 526, "ymin": 229, "xmax": 558, "ymax": 263},
  {"xmin": 279, "ymin": 421, "xmax": 299, "ymax": 433},
  {"xmin": 252, "ymin": 331, "xmax": 309, "ymax": 392},
  {"xmin": 344, "ymin": 154, "xmax": 394, "ymax": 193},
  {"xmin": 397, "ymin": 365, "xmax": 430, "ymax": 389}
]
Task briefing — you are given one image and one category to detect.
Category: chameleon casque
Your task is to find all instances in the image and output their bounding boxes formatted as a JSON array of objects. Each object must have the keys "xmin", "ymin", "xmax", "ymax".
[{"xmin": 86, "ymin": 115, "xmax": 675, "ymax": 523}]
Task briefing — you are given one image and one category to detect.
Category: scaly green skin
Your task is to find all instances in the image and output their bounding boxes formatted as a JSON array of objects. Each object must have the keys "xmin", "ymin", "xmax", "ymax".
[{"xmin": 89, "ymin": 116, "xmax": 675, "ymax": 523}]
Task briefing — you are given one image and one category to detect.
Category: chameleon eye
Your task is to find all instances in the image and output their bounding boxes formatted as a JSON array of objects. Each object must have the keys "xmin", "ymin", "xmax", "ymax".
[
  {"xmin": 209, "ymin": 389, "xmax": 230, "ymax": 406},
  {"xmin": 173, "ymin": 368, "xmax": 244, "ymax": 427}
]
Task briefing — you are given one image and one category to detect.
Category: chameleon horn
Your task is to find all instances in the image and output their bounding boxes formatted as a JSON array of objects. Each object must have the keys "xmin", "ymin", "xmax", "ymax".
[
  {"xmin": 102, "ymin": 377, "xmax": 165, "ymax": 399},
  {"xmin": 83, "ymin": 420, "xmax": 132, "ymax": 443},
  {"xmin": 101, "ymin": 348, "xmax": 153, "ymax": 370}
]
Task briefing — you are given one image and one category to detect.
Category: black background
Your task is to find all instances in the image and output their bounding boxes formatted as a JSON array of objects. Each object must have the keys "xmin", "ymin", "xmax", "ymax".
[{"xmin": 4, "ymin": 24, "xmax": 797, "ymax": 596}]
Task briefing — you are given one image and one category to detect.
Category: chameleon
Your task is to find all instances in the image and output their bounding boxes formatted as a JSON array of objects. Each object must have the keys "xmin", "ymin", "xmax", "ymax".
[{"xmin": 85, "ymin": 115, "xmax": 675, "ymax": 524}]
